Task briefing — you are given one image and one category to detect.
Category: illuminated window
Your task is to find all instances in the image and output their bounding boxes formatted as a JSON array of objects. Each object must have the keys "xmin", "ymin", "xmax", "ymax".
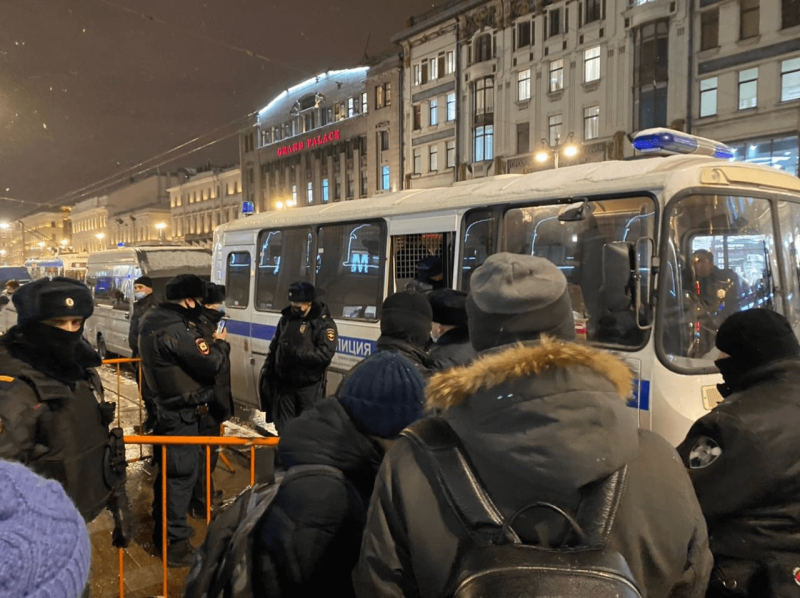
[
  {"xmin": 431, "ymin": 56, "xmax": 439, "ymax": 80},
  {"xmin": 307, "ymin": 181, "xmax": 313, "ymax": 204},
  {"xmin": 446, "ymin": 51, "xmax": 455, "ymax": 74},
  {"xmin": 447, "ymin": 93, "xmax": 456, "ymax": 121},
  {"xmin": 361, "ymin": 92, "xmax": 368, "ymax": 114},
  {"xmin": 584, "ymin": 47, "xmax": 600, "ymax": 82},
  {"xmin": 385, "ymin": 83, "xmax": 392, "ymax": 106},
  {"xmin": 430, "ymin": 145, "xmax": 438, "ymax": 171},
  {"xmin": 700, "ymin": 77, "xmax": 718, "ymax": 117},
  {"xmin": 322, "ymin": 179, "xmax": 329, "ymax": 203},
  {"xmin": 518, "ymin": 69, "xmax": 531, "ymax": 101},
  {"xmin": 382, "ymin": 166, "xmax": 390, "ymax": 190},
  {"xmin": 348, "ymin": 98, "xmax": 355, "ymax": 118},
  {"xmin": 292, "ymin": 185, "xmax": 297, "ymax": 203},
  {"xmin": 430, "ymin": 99, "xmax": 438, "ymax": 126},
  {"xmin": 549, "ymin": 59, "xmax": 564, "ymax": 92},
  {"xmin": 738, "ymin": 68, "xmax": 758, "ymax": 110},
  {"xmin": 473, "ymin": 125, "xmax": 493, "ymax": 161},
  {"xmin": 584, "ymin": 105, "xmax": 599, "ymax": 140},
  {"xmin": 376, "ymin": 85, "xmax": 384, "ymax": 109},
  {"xmin": 781, "ymin": 57, "xmax": 800, "ymax": 102},
  {"xmin": 548, "ymin": 114, "xmax": 563, "ymax": 146}
]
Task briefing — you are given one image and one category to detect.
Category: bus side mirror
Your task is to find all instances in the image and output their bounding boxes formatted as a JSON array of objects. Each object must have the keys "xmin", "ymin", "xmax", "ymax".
[
  {"xmin": 601, "ymin": 242, "xmax": 634, "ymax": 313},
  {"xmin": 635, "ymin": 237, "xmax": 655, "ymax": 330}
]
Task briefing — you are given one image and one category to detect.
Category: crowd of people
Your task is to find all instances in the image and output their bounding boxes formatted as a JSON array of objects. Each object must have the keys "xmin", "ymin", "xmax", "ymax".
[{"xmin": 0, "ymin": 252, "xmax": 799, "ymax": 597}]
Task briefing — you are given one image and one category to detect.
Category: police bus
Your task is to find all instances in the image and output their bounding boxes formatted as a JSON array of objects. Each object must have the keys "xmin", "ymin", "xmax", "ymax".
[{"xmin": 212, "ymin": 129, "xmax": 800, "ymax": 445}]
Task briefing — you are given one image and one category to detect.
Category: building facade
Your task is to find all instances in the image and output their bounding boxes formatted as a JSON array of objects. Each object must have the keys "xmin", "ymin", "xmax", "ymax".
[
  {"xmin": 169, "ymin": 166, "xmax": 242, "ymax": 247},
  {"xmin": 71, "ymin": 196, "xmax": 109, "ymax": 254},
  {"xmin": 240, "ymin": 52, "xmax": 404, "ymax": 213}
]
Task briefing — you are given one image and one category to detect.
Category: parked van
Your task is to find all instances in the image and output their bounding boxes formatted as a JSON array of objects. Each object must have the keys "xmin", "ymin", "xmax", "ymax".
[
  {"xmin": 84, "ymin": 246, "xmax": 212, "ymax": 358},
  {"xmin": 0, "ymin": 266, "xmax": 34, "ymax": 334}
]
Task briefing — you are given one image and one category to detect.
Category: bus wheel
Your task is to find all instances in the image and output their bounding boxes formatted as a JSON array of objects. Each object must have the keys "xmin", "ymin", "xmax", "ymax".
[{"xmin": 97, "ymin": 334, "xmax": 108, "ymax": 361}]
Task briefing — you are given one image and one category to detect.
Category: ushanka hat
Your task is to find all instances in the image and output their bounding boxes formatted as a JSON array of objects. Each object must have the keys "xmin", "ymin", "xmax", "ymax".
[
  {"xmin": 288, "ymin": 282, "xmax": 315, "ymax": 303},
  {"xmin": 165, "ymin": 274, "xmax": 206, "ymax": 300},
  {"xmin": 13, "ymin": 277, "xmax": 93, "ymax": 326},
  {"xmin": 203, "ymin": 282, "xmax": 227, "ymax": 305},
  {"xmin": 428, "ymin": 289, "xmax": 469, "ymax": 328},
  {"xmin": 467, "ymin": 253, "xmax": 575, "ymax": 351},
  {"xmin": 0, "ymin": 460, "xmax": 91, "ymax": 598}
]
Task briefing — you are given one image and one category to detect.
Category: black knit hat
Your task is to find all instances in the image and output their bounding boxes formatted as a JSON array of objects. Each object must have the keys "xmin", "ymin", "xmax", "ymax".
[
  {"xmin": 203, "ymin": 282, "xmax": 226, "ymax": 305},
  {"xmin": 339, "ymin": 352, "xmax": 425, "ymax": 438},
  {"xmin": 716, "ymin": 309, "xmax": 800, "ymax": 368},
  {"xmin": 288, "ymin": 282, "xmax": 315, "ymax": 303},
  {"xmin": 428, "ymin": 289, "xmax": 468, "ymax": 328},
  {"xmin": 133, "ymin": 276, "xmax": 153, "ymax": 288},
  {"xmin": 380, "ymin": 291, "xmax": 433, "ymax": 347},
  {"xmin": 467, "ymin": 253, "xmax": 575, "ymax": 351},
  {"xmin": 165, "ymin": 274, "xmax": 205, "ymax": 300},
  {"xmin": 12, "ymin": 277, "xmax": 93, "ymax": 326}
]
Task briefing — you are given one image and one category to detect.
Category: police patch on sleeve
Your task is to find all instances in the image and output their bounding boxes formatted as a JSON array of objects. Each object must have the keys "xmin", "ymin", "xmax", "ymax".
[
  {"xmin": 326, "ymin": 328, "xmax": 336, "ymax": 342},
  {"xmin": 688, "ymin": 436, "xmax": 722, "ymax": 469},
  {"xmin": 196, "ymin": 338, "xmax": 210, "ymax": 355}
]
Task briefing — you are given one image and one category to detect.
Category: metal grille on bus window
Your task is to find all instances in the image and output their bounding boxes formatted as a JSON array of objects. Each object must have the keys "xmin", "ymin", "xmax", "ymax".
[{"xmin": 393, "ymin": 233, "xmax": 443, "ymax": 281}]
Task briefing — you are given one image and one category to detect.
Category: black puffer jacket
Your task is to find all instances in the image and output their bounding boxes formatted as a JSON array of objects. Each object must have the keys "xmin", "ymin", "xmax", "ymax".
[
  {"xmin": 193, "ymin": 306, "xmax": 234, "ymax": 422},
  {"xmin": 0, "ymin": 326, "xmax": 111, "ymax": 521},
  {"xmin": 128, "ymin": 291, "xmax": 158, "ymax": 356},
  {"xmin": 354, "ymin": 338, "xmax": 712, "ymax": 598},
  {"xmin": 138, "ymin": 302, "xmax": 229, "ymax": 410},
  {"xmin": 265, "ymin": 302, "xmax": 337, "ymax": 390},
  {"xmin": 429, "ymin": 327, "xmax": 476, "ymax": 370},
  {"xmin": 252, "ymin": 398, "xmax": 382, "ymax": 598},
  {"xmin": 677, "ymin": 359, "xmax": 800, "ymax": 596}
]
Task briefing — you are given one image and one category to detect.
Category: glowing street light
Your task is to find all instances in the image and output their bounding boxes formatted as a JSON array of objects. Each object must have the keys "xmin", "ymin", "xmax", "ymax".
[
  {"xmin": 535, "ymin": 132, "xmax": 580, "ymax": 169},
  {"xmin": 155, "ymin": 221, "xmax": 166, "ymax": 242},
  {"xmin": 0, "ymin": 222, "xmax": 10, "ymax": 230}
]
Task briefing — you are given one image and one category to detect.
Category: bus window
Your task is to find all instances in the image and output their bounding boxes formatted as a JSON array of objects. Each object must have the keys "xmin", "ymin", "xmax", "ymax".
[
  {"xmin": 226, "ymin": 252, "xmax": 252, "ymax": 308},
  {"xmin": 659, "ymin": 194, "xmax": 779, "ymax": 366},
  {"xmin": 461, "ymin": 209, "xmax": 497, "ymax": 292},
  {"xmin": 778, "ymin": 200, "xmax": 800, "ymax": 338},
  {"xmin": 502, "ymin": 196, "xmax": 655, "ymax": 348},
  {"xmin": 254, "ymin": 228, "xmax": 312, "ymax": 311},
  {"xmin": 392, "ymin": 232, "xmax": 452, "ymax": 293},
  {"xmin": 317, "ymin": 221, "xmax": 385, "ymax": 320}
]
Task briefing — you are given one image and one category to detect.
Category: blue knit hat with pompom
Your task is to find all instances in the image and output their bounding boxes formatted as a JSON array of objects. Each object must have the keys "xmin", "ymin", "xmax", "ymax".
[{"xmin": 0, "ymin": 460, "xmax": 91, "ymax": 597}]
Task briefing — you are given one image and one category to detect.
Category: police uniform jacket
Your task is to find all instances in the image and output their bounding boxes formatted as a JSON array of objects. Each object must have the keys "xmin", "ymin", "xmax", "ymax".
[
  {"xmin": 194, "ymin": 306, "xmax": 233, "ymax": 422},
  {"xmin": 128, "ymin": 291, "xmax": 158, "ymax": 356},
  {"xmin": 0, "ymin": 329, "xmax": 112, "ymax": 522},
  {"xmin": 266, "ymin": 302, "xmax": 337, "ymax": 390},
  {"xmin": 354, "ymin": 338, "xmax": 712, "ymax": 598},
  {"xmin": 677, "ymin": 358, "xmax": 800, "ymax": 596},
  {"xmin": 138, "ymin": 302, "xmax": 230, "ymax": 412}
]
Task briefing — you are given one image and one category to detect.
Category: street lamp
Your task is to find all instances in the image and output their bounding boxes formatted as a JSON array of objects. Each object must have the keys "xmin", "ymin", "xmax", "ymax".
[
  {"xmin": 155, "ymin": 221, "xmax": 166, "ymax": 242},
  {"xmin": 0, "ymin": 222, "xmax": 10, "ymax": 230},
  {"xmin": 535, "ymin": 132, "xmax": 580, "ymax": 169},
  {"xmin": 95, "ymin": 232, "xmax": 105, "ymax": 251}
]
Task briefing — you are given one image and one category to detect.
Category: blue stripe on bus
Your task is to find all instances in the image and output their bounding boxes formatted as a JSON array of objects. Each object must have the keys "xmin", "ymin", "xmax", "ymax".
[
  {"xmin": 225, "ymin": 319, "xmax": 378, "ymax": 359},
  {"xmin": 627, "ymin": 379, "xmax": 650, "ymax": 411}
]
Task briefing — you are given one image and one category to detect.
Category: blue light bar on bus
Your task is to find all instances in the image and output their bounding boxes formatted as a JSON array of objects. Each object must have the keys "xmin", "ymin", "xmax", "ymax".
[
  {"xmin": 632, "ymin": 128, "xmax": 735, "ymax": 160},
  {"xmin": 241, "ymin": 201, "xmax": 255, "ymax": 216}
]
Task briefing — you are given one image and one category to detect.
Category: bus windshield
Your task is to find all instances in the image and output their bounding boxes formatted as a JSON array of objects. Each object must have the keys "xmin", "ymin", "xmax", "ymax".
[
  {"xmin": 463, "ymin": 196, "xmax": 656, "ymax": 348},
  {"xmin": 659, "ymin": 194, "xmax": 780, "ymax": 369}
]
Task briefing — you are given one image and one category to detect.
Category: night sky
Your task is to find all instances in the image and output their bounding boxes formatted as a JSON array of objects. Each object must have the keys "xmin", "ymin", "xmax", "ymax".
[{"xmin": 0, "ymin": 0, "xmax": 436, "ymax": 219}]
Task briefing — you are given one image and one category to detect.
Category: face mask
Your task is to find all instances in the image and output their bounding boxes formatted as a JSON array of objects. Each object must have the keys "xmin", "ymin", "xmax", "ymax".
[
  {"xmin": 134, "ymin": 292, "xmax": 146, "ymax": 301},
  {"xmin": 290, "ymin": 306, "xmax": 305, "ymax": 317},
  {"xmin": 216, "ymin": 305, "xmax": 226, "ymax": 316}
]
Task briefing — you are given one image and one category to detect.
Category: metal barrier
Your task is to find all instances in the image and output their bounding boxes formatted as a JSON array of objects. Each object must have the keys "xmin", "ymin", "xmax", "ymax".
[{"xmin": 99, "ymin": 358, "xmax": 280, "ymax": 597}]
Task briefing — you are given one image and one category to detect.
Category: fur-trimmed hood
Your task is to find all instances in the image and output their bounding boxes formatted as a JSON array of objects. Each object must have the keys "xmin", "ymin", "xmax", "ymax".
[{"xmin": 428, "ymin": 337, "xmax": 640, "ymax": 517}]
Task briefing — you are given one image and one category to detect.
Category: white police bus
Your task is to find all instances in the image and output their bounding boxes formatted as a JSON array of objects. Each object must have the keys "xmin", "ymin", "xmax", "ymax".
[{"xmin": 213, "ymin": 129, "xmax": 800, "ymax": 445}]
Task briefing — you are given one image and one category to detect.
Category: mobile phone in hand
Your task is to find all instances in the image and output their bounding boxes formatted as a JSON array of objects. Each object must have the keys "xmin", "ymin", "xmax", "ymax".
[{"xmin": 216, "ymin": 319, "xmax": 227, "ymax": 335}]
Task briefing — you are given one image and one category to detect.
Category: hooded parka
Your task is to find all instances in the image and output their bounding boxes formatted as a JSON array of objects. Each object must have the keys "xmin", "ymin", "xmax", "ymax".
[
  {"xmin": 354, "ymin": 338, "xmax": 712, "ymax": 598},
  {"xmin": 252, "ymin": 398, "xmax": 382, "ymax": 598}
]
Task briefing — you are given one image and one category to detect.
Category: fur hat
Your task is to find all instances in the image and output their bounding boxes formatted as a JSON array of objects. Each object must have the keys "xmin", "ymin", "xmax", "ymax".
[
  {"xmin": 467, "ymin": 253, "xmax": 575, "ymax": 351},
  {"xmin": 203, "ymin": 282, "xmax": 226, "ymax": 305},
  {"xmin": 165, "ymin": 274, "xmax": 205, "ymax": 301},
  {"xmin": 428, "ymin": 289, "xmax": 468, "ymax": 328},
  {"xmin": 288, "ymin": 282, "xmax": 315, "ymax": 303},
  {"xmin": 339, "ymin": 352, "xmax": 425, "ymax": 438},
  {"xmin": 133, "ymin": 276, "xmax": 153, "ymax": 288},
  {"xmin": 716, "ymin": 309, "xmax": 800, "ymax": 369},
  {"xmin": 0, "ymin": 460, "xmax": 91, "ymax": 597},
  {"xmin": 13, "ymin": 277, "xmax": 93, "ymax": 326},
  {"xmin": 380, "ymin": 292, "xmax": 433, "ymax": 347}
]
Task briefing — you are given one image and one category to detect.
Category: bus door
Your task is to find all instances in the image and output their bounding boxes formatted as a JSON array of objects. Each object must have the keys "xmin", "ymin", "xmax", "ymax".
[
  {"xmin": 388, "ymin": 213, "xmax": 458, "ymax": 293},
  {"xmin": 222, "ymin": 246, "xmax": 257, "ymax": 409}
]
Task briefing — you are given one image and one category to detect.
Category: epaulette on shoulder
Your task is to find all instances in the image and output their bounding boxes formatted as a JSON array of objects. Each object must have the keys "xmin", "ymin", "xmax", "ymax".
[{"xmin": 0, "ymin": 375, "xmax": 15, "ymax": 384}]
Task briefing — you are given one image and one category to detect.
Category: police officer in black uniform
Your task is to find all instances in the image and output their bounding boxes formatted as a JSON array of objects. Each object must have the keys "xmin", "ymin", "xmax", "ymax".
[
  {"xmin": 259, "ymin": 282, "xmax": 337, "ymax": 435},
  {"xmin": 0, "ymin": 278, "xmax": 129, "ymax": 544},
  {"xmin": 129, "ymin": 275, "xmax": 159, "ymax": 432},
  {"xmin": 138, "ymin": 274, "xmax": 230, "ymax": 567}
]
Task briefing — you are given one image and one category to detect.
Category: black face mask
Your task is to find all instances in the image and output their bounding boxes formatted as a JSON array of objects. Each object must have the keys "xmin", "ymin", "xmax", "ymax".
[
  {"xmin": 290, "ymin": 306, "xmax": 305, "ymax": 317},
  {"xmin": 715, "ymin": 355, "xmax": 748, "ymax": 397}
]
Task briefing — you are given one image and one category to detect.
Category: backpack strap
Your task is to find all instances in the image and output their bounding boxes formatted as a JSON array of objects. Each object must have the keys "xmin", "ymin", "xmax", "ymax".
[
  {"xmin": 401, "ymin": 418, "xmax": 519, "ymax": 544},
  {"xmin": 575, "ymin": 465, "xmax": 628, "ymax": 546}
]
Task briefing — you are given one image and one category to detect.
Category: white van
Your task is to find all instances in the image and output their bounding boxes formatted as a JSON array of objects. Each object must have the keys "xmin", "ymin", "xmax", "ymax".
[
  {"xmin": 84, "ymin": 246, "xmax": 212, "ymax": 358},
  {"xmin": 0, "ymin": 266, "xmax": 34, "ymax": 334}
]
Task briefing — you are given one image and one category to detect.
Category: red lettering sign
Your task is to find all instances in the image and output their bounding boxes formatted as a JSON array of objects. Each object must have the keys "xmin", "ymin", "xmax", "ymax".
[{"xmin": 276, "ymin": 129, "xmax": 341, "ymax": 157}]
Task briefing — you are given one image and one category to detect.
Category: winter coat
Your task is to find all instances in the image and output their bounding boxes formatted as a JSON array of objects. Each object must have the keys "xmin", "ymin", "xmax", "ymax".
[
  {"xmin": 0, "ymin": 326, "xmax": 112, "ymax": 522},
  {"xmin": 193, "ymin": 306, "xmax": 234, "ymax": 423},
  {"xmin": 677, "ymin": 358, "xmax": 800, "ymax": 597},
  {"xmin": 375, "ymin": 335, "xmax": 436, "ymax": 379},
  {"xmin": 353, "ymin": 337, "xmax": 712, "ymax": 598},
  {"xmin": 138, "ymin": 302, "xmax": 229, "ymax": 412},
  {"xmin": 429, "ymin": 327, "xmax": 476, "ymax": 370},
  {"xmin": 252, "ymin": 398, "xmax": 382, "ymax": 598},
  {"xmin": 264, "ymin": 302, "xmax": 337, "ymax": 391},
  {"xmin": 128, "ymin": 291, "xmax": 158, "ymax": 356}
]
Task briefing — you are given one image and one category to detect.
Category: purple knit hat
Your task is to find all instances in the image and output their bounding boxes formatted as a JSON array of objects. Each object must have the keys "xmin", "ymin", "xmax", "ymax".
[{"xmin": 0, "ymin": 460, "xmax": 91, "ymax": 597}]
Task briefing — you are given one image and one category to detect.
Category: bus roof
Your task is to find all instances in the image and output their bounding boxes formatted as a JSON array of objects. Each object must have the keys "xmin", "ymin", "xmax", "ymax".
[{"xmin": 219, "ymin": 154, "xmax": 800, "ymax": 234}]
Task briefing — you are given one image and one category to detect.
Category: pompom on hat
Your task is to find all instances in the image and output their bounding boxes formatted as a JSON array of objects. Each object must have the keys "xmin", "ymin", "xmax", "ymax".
[
  {"xmin": 12, "ymin": 277, "xmax": 93, "ymax": 326},
  {"xmin": 339, "ymin": 352, "xmax": 426, "ymax": 439},
  {"xmin": 0, "ymin": 460, "xmax": 91, "ymax": 598},
  {"xmin": 467, "ymin": 253, "xmax": 575, "ymax": 351}
]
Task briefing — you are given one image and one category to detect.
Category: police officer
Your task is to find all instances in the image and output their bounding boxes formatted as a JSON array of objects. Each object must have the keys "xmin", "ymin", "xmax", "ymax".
[
  {"xmin": 138, "ymin": 274, "xmax": 229, "ymax": 567},
  {"xmin": 188, "ymin": 281, "xmax": 231, "ymax": 518},
  {"xmin": 0, "ymin": 278, "xmax": 126, "ymax": 535},
  {"xmin": 259, "ymin": 282, "xmax": 337, "ymax": 434},
  {"xmin": 428, "ymin": 288, "xmax": 476, "ymax": 370},
  {"xmin": 129, "ymin": 275, "xmax": 158, "ymax": 432}
]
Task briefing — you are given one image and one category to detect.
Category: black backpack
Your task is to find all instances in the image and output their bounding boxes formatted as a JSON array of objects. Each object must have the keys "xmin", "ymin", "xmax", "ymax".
[
  {"xmin": 183, "ymin": 464, "xmax": 346, "ymax": 598},
  {"xmin": 402, "ymin": 418, "xmax": 643, "ymax": 598}
]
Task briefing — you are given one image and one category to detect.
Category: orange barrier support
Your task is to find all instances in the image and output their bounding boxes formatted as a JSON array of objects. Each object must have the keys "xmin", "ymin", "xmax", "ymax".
[
  {"xmin": 122, "ymin": 434, "xmax": 279, "ymax": 598},
  {"xmin": 119, "ymin": 548, "xmax": 125, "ymax": 598}
]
